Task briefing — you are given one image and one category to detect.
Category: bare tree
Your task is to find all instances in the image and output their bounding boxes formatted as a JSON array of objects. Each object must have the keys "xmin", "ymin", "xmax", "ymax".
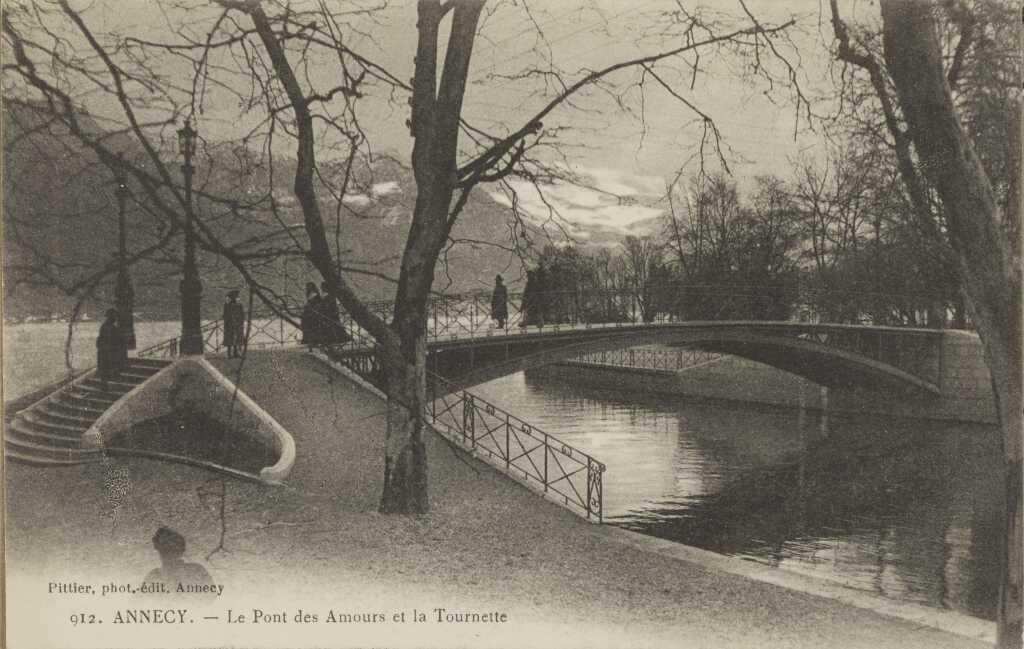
[
  {"xmin": 3, "ymin": 0, "xmax": 807, "ymax": 514},
  {"xmin": 619, "ymin": 235, "xmax": 663, "ymax": 322},
  {"xmin": 829, "ymin": 1, "xmax": 1021, "ymax": 645}
]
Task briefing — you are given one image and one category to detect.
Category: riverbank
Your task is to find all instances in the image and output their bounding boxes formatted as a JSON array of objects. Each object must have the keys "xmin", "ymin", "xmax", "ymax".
[{"xmin": 4, "ymin": 350, "xmax": 995, "ymax": 648}]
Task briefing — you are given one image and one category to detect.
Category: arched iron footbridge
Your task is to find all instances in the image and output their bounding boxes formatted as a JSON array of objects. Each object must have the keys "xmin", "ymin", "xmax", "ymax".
[{"xmin": 139, "ymin": 288, "xmax": 946, "ymax": 397}]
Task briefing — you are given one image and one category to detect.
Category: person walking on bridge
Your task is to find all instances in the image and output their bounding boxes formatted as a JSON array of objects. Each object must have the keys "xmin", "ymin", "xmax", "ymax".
[
  {"xmin": 222, "ymin": 289, "xmax": 245, "ymax": 358},
  {"xmin": 491, "ymin": 275, "xmax": 508, "ymax": 329}
]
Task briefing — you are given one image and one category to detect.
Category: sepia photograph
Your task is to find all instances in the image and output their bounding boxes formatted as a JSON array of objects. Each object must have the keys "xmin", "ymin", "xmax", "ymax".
[{"xmin": 1, "ymin": 0, "xmax": 1021, "ymax": 647}]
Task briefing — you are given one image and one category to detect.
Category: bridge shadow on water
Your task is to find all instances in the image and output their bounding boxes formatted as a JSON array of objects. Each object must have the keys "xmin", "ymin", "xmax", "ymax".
[{"xmin": 505, "ymin": 369, "xmax": 1002, "ymax": 622}]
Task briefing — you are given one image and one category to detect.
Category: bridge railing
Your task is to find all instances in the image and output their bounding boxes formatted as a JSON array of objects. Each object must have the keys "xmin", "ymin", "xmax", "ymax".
[
  {"xmin": 137, "ymin": 288, "xmax": 946, "ymax": 386},
  {"xmin": 426, "ymin": 374, "xmax": 604, "ymax": 521},
  {"xmin": 139, "ymin": 285, "xmax": 945, "ymax": 358},
  {"xmin": 316, "ymin": 334, "xmax": 605, "ymax": 522},
  {"xmin": 570, "ymin": 347, "xmax": 724, "ymax": 372}
]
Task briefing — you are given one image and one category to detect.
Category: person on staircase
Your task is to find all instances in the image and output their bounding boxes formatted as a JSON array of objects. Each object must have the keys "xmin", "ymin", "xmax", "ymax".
[
  {"xmin": 96, "ymin": 308, "xmax": 126, "ymax": 385},
  {"xmin": 222, "ymin": 289, "xmax": 245, "ymax": 358}
]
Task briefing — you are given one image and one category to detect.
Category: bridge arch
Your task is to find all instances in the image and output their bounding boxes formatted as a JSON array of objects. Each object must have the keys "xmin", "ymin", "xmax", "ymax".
[{"xmin": 426, "ymin": 322, "xmax": 942, "ymax": 397}]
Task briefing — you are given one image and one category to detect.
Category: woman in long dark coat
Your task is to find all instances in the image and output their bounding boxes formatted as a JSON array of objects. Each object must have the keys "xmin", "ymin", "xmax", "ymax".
[
  {"xmin": 222, "ymin": 289, "xmax": 245, "ymax": 358},
  {"xmin": 97, "ymin": 308, "xmax": 124, "ymax": 380},
  {"xmin": 300, "ymin": 282, "xmax": 323, "ymax": 345},
  {"xmin": 491, "ymin": 275, "xmax": 508, "ymax": 328},
  {"xmin": 319, "ymin": 281, "xmax": 351, "ymax": 344}
]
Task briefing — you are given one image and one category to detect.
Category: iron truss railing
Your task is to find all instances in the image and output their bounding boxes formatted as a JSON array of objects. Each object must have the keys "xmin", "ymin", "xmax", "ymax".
[
  {"xmin": 570, "ymin": 347, "xmax": 723, "ymax": 372},
  {"xmin": 136, "ymin": 286, "xmax": 943, "ymax": 355},
  {"xmin": 137, "ymin": 288, "xmax": 946, "ymax": 387},
  {"xmin": 426, "ymin": 373, "xmax": 604, "ymax": 521},
  {"xmin": 316, "ymin": 339, "xmax": 605, "ymax": 522}
]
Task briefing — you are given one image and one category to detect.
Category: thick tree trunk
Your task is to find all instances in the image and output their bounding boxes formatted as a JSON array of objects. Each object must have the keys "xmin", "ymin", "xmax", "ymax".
[
  {"xmin": 379, "ymin": 332, "xmax": 428, "ymax": 514},
  {"xmin": 880, "ymin": 3, "xmax": 1022, "ymax": 646},
  {"xmin": 379, "ymin": 0, "xmax": 486, "ymax": 514}
]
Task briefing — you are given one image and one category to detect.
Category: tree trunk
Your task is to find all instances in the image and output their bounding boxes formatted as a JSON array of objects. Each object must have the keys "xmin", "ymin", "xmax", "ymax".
[
  {"xmin": 880, "ymin": 3, "xmax": 1022, "ymax": 646},
  {"xmin": 379, "ymin": 0, "xmax": 486, "ymax": 514},
  {"xmin": 379, "ymin": 331, "xmax": 429, "ymax": 514}
]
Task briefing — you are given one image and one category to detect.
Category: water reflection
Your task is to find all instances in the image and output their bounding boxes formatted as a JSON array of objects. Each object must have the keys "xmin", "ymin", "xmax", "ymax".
[{"xmin": 471, "ymin": 369, "xmax": 1000, "ymax": 621}]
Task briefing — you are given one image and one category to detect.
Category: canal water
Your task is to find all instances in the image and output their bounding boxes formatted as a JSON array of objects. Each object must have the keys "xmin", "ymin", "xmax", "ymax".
[{"xmin": 472, "ymin": 369, "xmax": 1001, "ymax": 622}]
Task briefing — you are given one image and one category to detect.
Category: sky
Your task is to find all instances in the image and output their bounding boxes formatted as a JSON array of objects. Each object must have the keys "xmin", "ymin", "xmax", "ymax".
[{"xmin": 44, "ymin": 0, "xmax": 851, "ymax": 240}]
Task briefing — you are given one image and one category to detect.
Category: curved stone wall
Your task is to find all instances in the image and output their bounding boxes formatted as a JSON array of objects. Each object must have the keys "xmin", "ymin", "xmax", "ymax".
[{"xmin": 85, "ymin": 357, "xmax": 295, "ymax": 482}]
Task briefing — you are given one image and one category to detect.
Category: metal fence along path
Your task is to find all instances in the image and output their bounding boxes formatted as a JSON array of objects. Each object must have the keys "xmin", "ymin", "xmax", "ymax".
[
  {"xmin": 427, "ymin": 374, "xmax": 603, "ymax": 521},
  {"xmin": 314, "ymin": 342, "xmax": 606, "ymax": 522}
]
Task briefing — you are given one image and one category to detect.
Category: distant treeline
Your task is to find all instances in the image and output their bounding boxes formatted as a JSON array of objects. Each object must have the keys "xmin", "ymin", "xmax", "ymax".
[{"xmin": 519, "ymin": 171, "xmax": 962, "ymax": 328}]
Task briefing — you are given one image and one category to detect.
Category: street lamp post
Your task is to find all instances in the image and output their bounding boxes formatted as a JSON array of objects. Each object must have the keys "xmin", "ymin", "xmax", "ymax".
[
  {"xmin": 178, "ymin": 120, "xmax": 203, "ymax": 355},
  {"xmin": 114, "ymin": 158, "xmax": 136, "ymax": 349}
]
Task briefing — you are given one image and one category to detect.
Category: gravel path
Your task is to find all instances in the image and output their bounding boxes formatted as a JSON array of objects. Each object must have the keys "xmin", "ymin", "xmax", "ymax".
[{"xmin": 5, "ymin": 350, "xmax": 993, "ymax": 649}]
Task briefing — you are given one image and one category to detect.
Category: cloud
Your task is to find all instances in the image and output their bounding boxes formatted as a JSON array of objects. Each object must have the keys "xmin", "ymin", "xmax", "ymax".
[
  {"xmin": 342, "ymin": 194, "xmax": 371, "ymax": 206},
  {"xmin": 487, "ymin": 165, "xmax": 664, "ymax": 238},
  {"xmin": 371, "ymin": 181, "xmax": 400, "ymax": 197},
  {"xmin": 341, "ymin": 181, "xmax": 400, "ymax": 208}
]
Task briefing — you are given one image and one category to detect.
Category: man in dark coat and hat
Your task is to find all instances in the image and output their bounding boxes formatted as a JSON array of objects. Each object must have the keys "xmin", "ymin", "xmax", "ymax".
[
  {"xmin": 96, "ymin": 308, "xmax": 125, "ymax": 383},
  {"xmin": 491, "ymin": 275, "xmax": 509, "ymax": 329},
  {"xmin": 222, "ymin": 289, "xmax": 245, "ymax": 358},
  {"xmin": 320, "ymin": 281, "xmax": 351, "ymax": 344},
  {"xmin": 301, "ymin": 282, "xmax": 323, "ymax": 345}
]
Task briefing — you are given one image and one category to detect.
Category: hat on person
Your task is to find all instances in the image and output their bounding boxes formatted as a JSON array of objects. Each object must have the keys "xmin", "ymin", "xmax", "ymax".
[
  {"xmin": 227, "ymin": 289, "xmax": 239, "ymax": 298},
  {"xmin": 105, "ymin": 308, "xmax": 118, "ymax": 319},
  {"xmin": 152, "ymin": 527, "xmax": 186, "ymax": 558},
  {"xmin": 495, "ymin": 274, "xmax": 503, "ymax": 282},
  {"xmin": 305, "ymin": 282, "xmax": 318, "ymax": 295}
]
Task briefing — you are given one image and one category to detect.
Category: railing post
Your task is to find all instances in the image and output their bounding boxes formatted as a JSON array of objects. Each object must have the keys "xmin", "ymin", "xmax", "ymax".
[
  {"xmin": 505, "ymin": 413, "xmax": 510, "ymax": 470},
  {"xmin": 464, "ymin": 394, "xmax": 475, "ymax": 449},
  {"xmin": 430, "ymin": 381, "xmax": 436, "ymax": 422},
  {"xmin": 544, "ymin": 436, "xmax": 549, "ymax": 493},
  {"xmin": 587, "ymin": 460, "xmax": 593, "ymax": 521}
]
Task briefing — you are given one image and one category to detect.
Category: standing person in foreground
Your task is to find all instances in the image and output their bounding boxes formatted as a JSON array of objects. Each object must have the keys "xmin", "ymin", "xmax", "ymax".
[
  {"xmin": 491, "ymin": 275, "xmax": 508, "ymax": 329},
  {"xmin": 96, "ymin": 308, "xmax": 125, "ymax": 385},
  {"xmin": 222, "ymin": 289, "xmax": 245, "ymax": 358}
]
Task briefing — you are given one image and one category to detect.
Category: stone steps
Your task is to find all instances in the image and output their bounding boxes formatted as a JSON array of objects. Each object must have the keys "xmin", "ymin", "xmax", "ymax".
[{"xmin": 5, "ymin": 359, "xmax": 171, "ymax": 466}]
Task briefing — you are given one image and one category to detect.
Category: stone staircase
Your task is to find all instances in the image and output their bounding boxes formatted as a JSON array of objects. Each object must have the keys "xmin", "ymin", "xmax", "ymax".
[{"xmin": 4, "ymin": 358, "xmax": 171, "ymax": 466}]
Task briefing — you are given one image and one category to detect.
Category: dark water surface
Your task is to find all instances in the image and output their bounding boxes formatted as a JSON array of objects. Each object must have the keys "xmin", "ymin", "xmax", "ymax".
[{"xmin": 471, "ymin": 369, "xmax": 1001, "ymax": 621}]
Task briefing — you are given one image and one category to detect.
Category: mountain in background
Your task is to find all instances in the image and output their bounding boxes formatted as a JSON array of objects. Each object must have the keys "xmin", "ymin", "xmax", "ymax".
[{"xmin": 3, "ymin": 105, "xmax": 587, "ymax": 322}]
